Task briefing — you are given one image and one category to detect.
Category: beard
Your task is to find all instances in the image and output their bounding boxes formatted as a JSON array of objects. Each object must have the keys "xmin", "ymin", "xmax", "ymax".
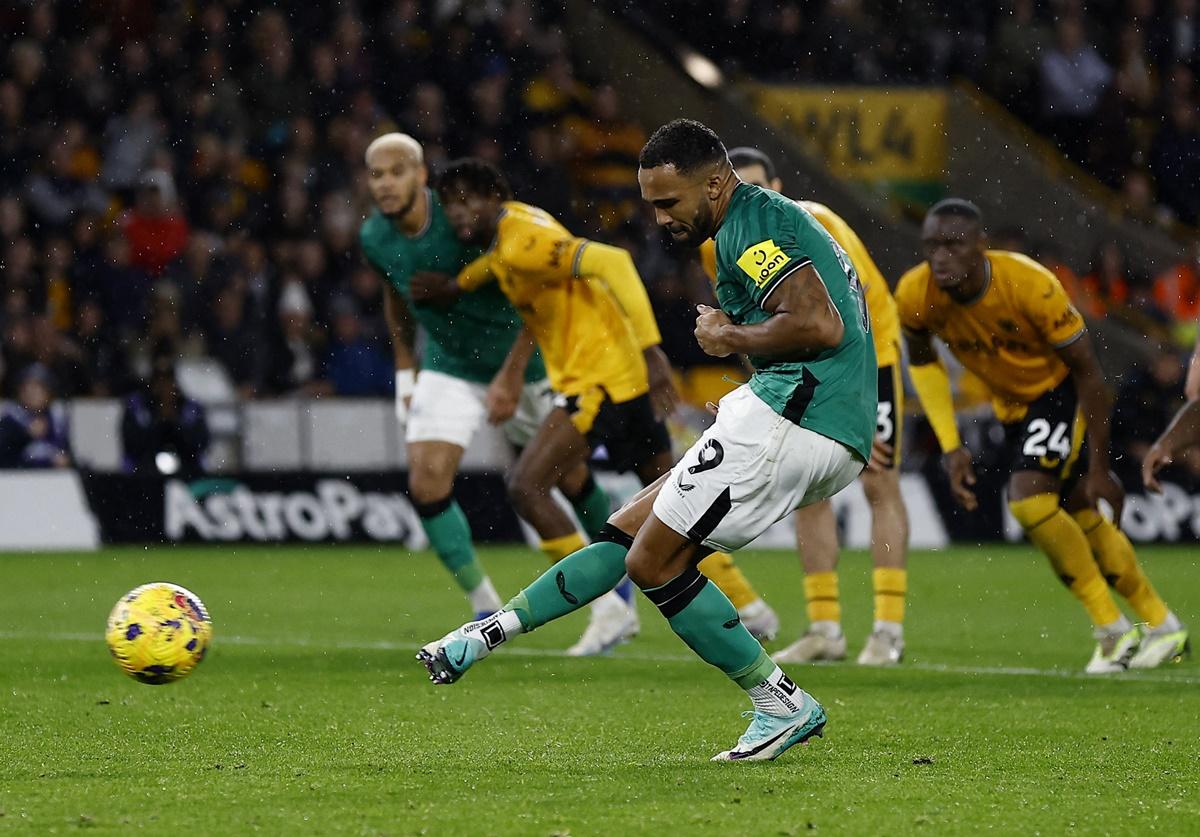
[
  {"xmin": 677, "ymin": 202, "xmax": 715, "ymax": 247},
  {"xmin": 380, "ymin": 187, "xmax": 419, "ymax": 220}
]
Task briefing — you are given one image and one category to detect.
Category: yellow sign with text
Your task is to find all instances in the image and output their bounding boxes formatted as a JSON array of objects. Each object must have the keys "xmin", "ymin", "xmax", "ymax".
[
  {"xmin": 736, "ymin": 239, "xmax": 791, "ymax": 288},
  {"xmin": 748, "ymin": 86, "xmax": 946, "ymax": 183}
]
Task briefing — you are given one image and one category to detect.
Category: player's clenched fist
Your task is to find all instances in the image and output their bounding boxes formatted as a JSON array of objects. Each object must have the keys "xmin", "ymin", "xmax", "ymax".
[{"xmin": 694, "ymin": 304, "xmax": 734, "ymax": 357}]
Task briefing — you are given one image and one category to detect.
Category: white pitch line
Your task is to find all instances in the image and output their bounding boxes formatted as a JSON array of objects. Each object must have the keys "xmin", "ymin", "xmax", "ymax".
[{"xmin": 3, "ymin": 630, "xmax": 1198, "ymax": 686}]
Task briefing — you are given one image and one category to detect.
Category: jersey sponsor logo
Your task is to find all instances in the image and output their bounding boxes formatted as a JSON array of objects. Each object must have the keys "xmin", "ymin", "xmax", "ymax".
[
  {"xmin": 1051, "ymin": 307, "xmax": 1080, "ymax": 332},
  {"xmin": 548, "ymin": 238, "xmax": 572, "ymax": 270},
  {"xmin": 950, "ymin": 335, "xmax": 1032, "ymax": 356},
  {"xmin": 736, "ymin": 239, "xmax": 792, "ymax": 288}
]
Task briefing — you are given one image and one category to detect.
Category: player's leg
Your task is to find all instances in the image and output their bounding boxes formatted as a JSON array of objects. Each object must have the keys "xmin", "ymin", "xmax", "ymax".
[
  {"xmin": 625, "ymin": 397, "xmax": 778, "ymax": 641},
  {"xmin": 406, "ymin": 372, "xmax": 501, "ymax": 618},
  {"xmin": 1004, "ymin": 384, "xmax": 1137, "ymax": 672},
  {"xmin": 855, "ymin": 463, "xmax": 910, "ymax": 665},
  {"xmin": 645, "ymin": 387, "xmax": 860, "ymax": 761},
  {"xmin": 774, "ymin": 500, "xmax": 847, "ymax": 663},
  {"xmin": 416, "ymin": 476, "xmax": 668, "ymax": 684},
  {"xmin": 1063, "ymin": 481, "xmax": 1188, "ymax": 668}
]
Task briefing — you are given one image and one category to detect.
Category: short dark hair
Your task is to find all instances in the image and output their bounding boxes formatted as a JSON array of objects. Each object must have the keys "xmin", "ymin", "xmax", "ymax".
[
  {"xmin": 638, "ymin": 118, "xmax": 727, "ymax": 175},
  {"xmin": 727, "ymin": 146, "xmax": 776, "ymax": 181},
  {"xmin": 927, "ymin": 197, "xmax": 983, "ymax": 224},
  {"xmin": 436, "ymin": 157, "xmax": 513, "ymax": 202}
]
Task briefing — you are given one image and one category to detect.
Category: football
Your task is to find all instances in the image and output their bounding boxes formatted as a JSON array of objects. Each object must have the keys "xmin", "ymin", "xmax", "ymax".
[{"xmin": 105, "ymin": 583, "xmax": 212, "ymax": 685}]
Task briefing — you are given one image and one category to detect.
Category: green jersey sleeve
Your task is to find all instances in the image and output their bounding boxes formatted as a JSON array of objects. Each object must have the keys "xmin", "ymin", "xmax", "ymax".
[{"xmin": 726, "ymin": 202, "xmax": 814, "ymax": 310}]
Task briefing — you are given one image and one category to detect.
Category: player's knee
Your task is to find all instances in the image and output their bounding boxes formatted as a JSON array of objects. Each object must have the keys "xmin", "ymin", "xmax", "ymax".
[
  {"xmin": 505, "ymin": 468, "xmax": 545, "ymax": 516},
  {"xmin": 408, "ymin": 466, "xmax": 453, "ymax": 506},
  {"xmin": 861, "ymin": 468, "xmax": 900, "ymax": 506},
  {"xmin": 624, "ymin": 547, "xmax": 665, "ymax": 588}
]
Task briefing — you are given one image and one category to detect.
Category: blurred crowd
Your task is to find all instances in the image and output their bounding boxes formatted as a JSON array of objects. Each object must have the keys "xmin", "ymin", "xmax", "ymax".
[
  {"xmin": 1, "ymin": 1, "xmax": 1198, "ymax": 483},
  {"xmin": 645, "ymin": 0, "xmax": 1200, "ymax": 229}
]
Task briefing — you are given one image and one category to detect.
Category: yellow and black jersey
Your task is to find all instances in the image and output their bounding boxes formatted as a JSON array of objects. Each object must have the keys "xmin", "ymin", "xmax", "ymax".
[
  {"xmin": 699, "ymin": 200, "xmax": 900, "ymax": 367},
  {"xmin": 458, "ymin": 201, "xmax": 660, "ymax": 404},
  {"xmin": 895, "ymin": 250, "xmax": 1086, "ymax": 422}
]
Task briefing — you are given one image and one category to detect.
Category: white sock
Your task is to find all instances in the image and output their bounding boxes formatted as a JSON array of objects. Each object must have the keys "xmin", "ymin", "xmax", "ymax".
[
  {"xmin": 810, "ymin": 620, "xmax": 842, "ymax": 639},
  {"xmin": 746, "ymin": 665, "xmax": 807, "ymax": 717},
  {"xmin": 460, "ymin": 609, "xmax": 525, "ymax": 657},
  {"xmin": 1098, "ymin": 615, "xmax": 1134, "ymax": 636},
  {"xmin": 468, "ymin": 577, "xmax": 502, "ymax": 614},
  {"xmin": 1154, "ymin": 611, "xmax": 1183, "ymax": 633},
  {"xmin": 873, "ymin": 620, "xmax": 903, "ymax": 639}
]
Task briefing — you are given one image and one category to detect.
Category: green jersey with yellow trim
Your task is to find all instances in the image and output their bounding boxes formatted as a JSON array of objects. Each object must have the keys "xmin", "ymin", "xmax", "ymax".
[{"xmin": 712, "ymin": 183, "xmax": 877, "ymax": 462}]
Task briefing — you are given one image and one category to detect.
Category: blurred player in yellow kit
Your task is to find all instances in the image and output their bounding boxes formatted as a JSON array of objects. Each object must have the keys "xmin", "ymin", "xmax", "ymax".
[
  {"xmin": 699, "ymin": 148, "xmax": 909, "ymax": 665},
  {"xmin": 410, "ymin": 157, "xmax": 779, "ymax": 655},
  {"xmin": 898, "ymin": 198, "xmax": 1188, "ymax": 672}
]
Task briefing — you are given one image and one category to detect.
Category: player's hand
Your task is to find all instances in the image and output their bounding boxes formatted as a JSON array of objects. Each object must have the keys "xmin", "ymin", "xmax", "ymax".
[
  {"xmin": 408, "ymin": 272, "xmax": 461, "ymax": 305},
  {"xmin": 643, "ymin": 345, "xmax": 680, "ymax": 419},
  {"xmin": 394, "ymin": 369, "xmax": 415, "ymax": 429},
  {"xmin": 943, "ymin": 446, "xmax": 978, "ymax": 511},
  {"xmin": 1086, "ymin": 467, "xmax": 1126, "ymax": 523},
  {"xmin": 867, "ymin": 438, "xmax": 894, "ymax": 473},
  {"xmin": 694, "ymin": 304, "xmax": 735, "ymax": 357},
  {"xmin": 1142, "ymin": 442, "xmax": 1173, "ymax": 493},
  {"xmin": 485, "ymin": 374, "xmax": 521, "ymax": 425}
]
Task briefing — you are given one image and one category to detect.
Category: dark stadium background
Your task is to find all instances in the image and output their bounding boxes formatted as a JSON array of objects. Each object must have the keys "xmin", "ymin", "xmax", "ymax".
[{"xmin": 1, "ymin": 0, "xmax": 1199, "ymax": 544}]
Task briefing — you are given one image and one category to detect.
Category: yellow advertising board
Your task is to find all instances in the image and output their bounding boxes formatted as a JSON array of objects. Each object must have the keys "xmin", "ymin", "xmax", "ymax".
[{"xmin": 747, "ymin": 86, "xmax": 946, "ymax": 192}]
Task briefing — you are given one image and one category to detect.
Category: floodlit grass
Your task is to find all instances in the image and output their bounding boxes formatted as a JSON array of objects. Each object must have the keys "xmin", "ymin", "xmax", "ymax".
[{"xmin": 1, "ymin": 544, "xmax": 1197, "ymax": 834}]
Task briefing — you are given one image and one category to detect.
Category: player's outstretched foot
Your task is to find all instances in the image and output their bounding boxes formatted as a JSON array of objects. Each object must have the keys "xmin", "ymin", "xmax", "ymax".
[
  {"xmin": 1129, "ymin": 622, "xmax": 1190, "ymax": 669},
  {"xmin": 856, "ymin": 630, "xmax": 904, "ymax": 666},
  {"xmin": 567, "ymin": 591, "xmax": 638, "ymax": 657},
  {"xmin": 711, "ymin": 692, "xmax": 827, "ymax": 762},
  {"xmin": 417, "ymin": 624, "xmax": 489, "ymax": 685},
  {"xmin": 772, "ymin": 630, "xmax": 847, "ymax": 664},
  {"xmin": 1084, "ymin": 626, "xmax": 1140, "ymax": 674},
  {"xmin": 739, "ymin": 599, "xmax": 780, "ymax": 642}
]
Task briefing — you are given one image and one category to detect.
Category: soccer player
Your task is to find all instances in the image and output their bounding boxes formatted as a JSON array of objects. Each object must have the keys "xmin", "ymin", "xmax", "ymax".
[
  {"xmin": 898, "ymin": 198, "xmax": 1188, "ymax": 672},
  {"xmin": 360, "ymin": 133, "xmax": 613, "ymax": 626},
  {"xmin": 418, "ymin": 120, "xmax": 876, "ymax": 762},
  {"xmin": 699, "ymin": 148, "xmax": 909, "ymax": 666},
  {"xmin": 411, "ymin": 157, "xmax": 779, "ymax": 654}
]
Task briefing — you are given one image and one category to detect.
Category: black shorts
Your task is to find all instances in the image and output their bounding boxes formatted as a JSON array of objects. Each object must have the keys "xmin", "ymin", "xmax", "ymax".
[
  {"xmin": 554, "ymin": 388, "xmax": 672, "ymax": 473},
  {"xmin": 1001, "ymin": 377, "xmax": 1086, "ymax": 483},
  {"xmin": 875, "ymin": 363, "xmax": 903, "ymax": 469}
]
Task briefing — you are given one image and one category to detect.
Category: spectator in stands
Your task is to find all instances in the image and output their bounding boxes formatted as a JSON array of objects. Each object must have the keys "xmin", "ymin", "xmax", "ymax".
[
  {"xmin": 121, "ymin": 361, "xmax": 209, "ymax": 478},
  {"xmin": 75, "ymin": 296, "xmax": 128, "ymax": 398},
  {"xmin": 25, "ymin": 139, "xmax": 108, "ymax": 230},
  {"xmin": 101, "ymin": 92, "xmax": 164, "ymax": 195},
  {"xmin": 564, "ymin": 85, "xmax": 645, "ymax": 232},
  {"xmin": 265, "ymin": 281, "xmax": 331, "ymax": 397},
  {"xmin": 92, "ymin": 233, "xmax": 154, "ymax": 336},
  {"xmin": 205, "ymin": 285, "xmax": 263, "ymax": 399},
  {"xmin": 988, "ymin": 0, "xmax": 1053, "ymax": 121},
  {"xmin": 0, "ymin": 364, "xmax": 70, "ymax": 469},
  {"xmin": 1079, "ymin": 241, "xmax": 1133, "ymax": 319},
  {"xmin": 1149, "ymin": 97, "xmax": 1200, "ymax": 225},
  {"xmin": 325, "ymin": 297, "xmax": 391, "ymax": 397},
  {"xmin": 122, "ymin": 170, "xmax": 190, "ymax": 277},
  {"xmin": 1039, "ymin": 15, "xmax": 1113, "ymax": 164},
  {"xmin": 1150, "ymin": 0, "xmax": 1200, "ymax": 71},
  {"xmin": 1153, "ymin": 240, "xmax": 1200, "ymax": 325}
]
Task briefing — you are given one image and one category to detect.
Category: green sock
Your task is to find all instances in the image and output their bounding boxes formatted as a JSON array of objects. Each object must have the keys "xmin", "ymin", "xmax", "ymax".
[
  {"xmin": 418, "ymin": 500, "xmax": 484, "ymax": 593},
  {"xmin": 507, "ymin": 532, "xmax": 630, "ymax": 631},
  {"xmin": 567, "ymin": 477, "xmax": 611, "ymax": 541},
  {"xmin": 643, "ymin": 568, "xmax": 775, "ymax": 689}
]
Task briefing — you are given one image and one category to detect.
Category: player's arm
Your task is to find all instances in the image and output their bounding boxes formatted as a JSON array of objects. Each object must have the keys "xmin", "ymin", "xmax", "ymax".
[
  {"xmin": 485, "ymin": 326, "xmax": 536, "ymax": 425},
  {"xmin": 382, "ymin": 281, "xmax": 418, "ymax": 424},
  {"xmin": 1185, "ymin": 329, "xmax": 1200, "ymax": 402},
  {"xmin": 694, "ymin": 264, "xmax": 844, "ymax": 358},
  {"xmin": 905, "ymin": 327, "xmax": 978, "ymax": 510},
  {"xmin": 575, "ymin": 241, "xmax": 677, "ymax": 417},
  {"xmin": 1057, "ymin": 333, "xmax": 1125, "ymax": 517},
  {"xmin": 1143, "ymin": 400, "xmax": 1200, "ymax": 492}
]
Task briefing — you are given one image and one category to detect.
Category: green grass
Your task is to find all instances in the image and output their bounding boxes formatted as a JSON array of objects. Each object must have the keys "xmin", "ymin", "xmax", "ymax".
[{"xmin": 1, "ymin": 544, "xmax": 1198, "ymax": 835}]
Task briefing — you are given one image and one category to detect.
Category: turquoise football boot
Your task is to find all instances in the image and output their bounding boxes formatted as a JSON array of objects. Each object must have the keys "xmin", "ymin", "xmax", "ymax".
[
  {"xmin": 711, "ymin": 691, "xmax": 827, "ymax": 762},
  {"xmin": 417, "ymin": 622, "xmax": 495, "ymax": 685}
]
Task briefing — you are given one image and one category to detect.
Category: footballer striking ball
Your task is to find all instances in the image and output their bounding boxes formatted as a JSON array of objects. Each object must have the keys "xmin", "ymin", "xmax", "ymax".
[{"xmin": 105, "ymin": 582, "xmax": 212, "ymax": 684}]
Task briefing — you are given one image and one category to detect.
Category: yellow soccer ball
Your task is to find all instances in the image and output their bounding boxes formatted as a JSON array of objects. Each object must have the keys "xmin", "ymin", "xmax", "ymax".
[{"xmin": 105, "ymin": 583, "xmax": 212, "ymax": 684}]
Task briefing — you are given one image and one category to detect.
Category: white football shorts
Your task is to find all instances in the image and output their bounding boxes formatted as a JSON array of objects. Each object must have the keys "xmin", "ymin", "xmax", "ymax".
[
  {"xmin": 653, "ymin": 384, "xmax": 863, "ymax": 552},
  {"xmin": 406, "ymin": 369, "xmax": 554, "ymax": 449}
]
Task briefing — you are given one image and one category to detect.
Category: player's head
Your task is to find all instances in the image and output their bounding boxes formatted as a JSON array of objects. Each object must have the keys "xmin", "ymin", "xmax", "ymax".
[
  {"xmin": 727, "ymin": 147, "xmax": 783, "ymax": 192},
  {"xmin": 436, "ymin": 157, "xmax": 513, "ymax": 245},
  {"xmin": 921, "ymin": 198, "xmax": 987, "ymax": 292},
  {"xmin": 638, "ymin": 118, "xmax": 732, "ymax": 246},
  {"xmin": 365, "ymin": 133, "xmax": 426, "ymax": 219}
]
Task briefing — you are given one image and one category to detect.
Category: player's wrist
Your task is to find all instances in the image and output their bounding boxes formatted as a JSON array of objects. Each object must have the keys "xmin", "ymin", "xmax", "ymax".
[{"xmin": 395, "ymin": 368, "xmax": 416, "ymax": 399}]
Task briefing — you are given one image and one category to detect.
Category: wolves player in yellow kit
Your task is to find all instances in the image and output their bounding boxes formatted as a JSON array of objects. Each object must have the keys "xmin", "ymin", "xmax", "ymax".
[
  {"xmin": 899, "ymin": 198, "xmax": 1188, "ymax": 672},
  {"xmin": 411, "ymin": 158, "xmax": 778, "ymax": 655},
  {"xmin": 700, "ymin": 148, "xmax": 909, "ymax": 666}
]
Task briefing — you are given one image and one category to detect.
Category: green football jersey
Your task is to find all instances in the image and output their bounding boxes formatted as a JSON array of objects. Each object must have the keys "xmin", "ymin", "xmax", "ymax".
[
  {"xmin": 712, "ymin": 183, "xmax": 877, "ymax": 462},
  {"xmin": 359, "ymin": 190, "xmax": 546, "ymax": 384}
]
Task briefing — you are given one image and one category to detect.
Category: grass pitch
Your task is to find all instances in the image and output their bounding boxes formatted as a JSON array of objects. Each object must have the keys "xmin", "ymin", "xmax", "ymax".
[{"xmin": 1, "ymin": 544, "xmax": 1197, "ymax": 835}]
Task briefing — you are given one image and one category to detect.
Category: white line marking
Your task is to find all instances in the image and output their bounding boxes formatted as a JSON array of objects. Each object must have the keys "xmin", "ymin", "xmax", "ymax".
[{"xmin": 3, "ymin": 630, "xmax": 1197, "ymax": 685}]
